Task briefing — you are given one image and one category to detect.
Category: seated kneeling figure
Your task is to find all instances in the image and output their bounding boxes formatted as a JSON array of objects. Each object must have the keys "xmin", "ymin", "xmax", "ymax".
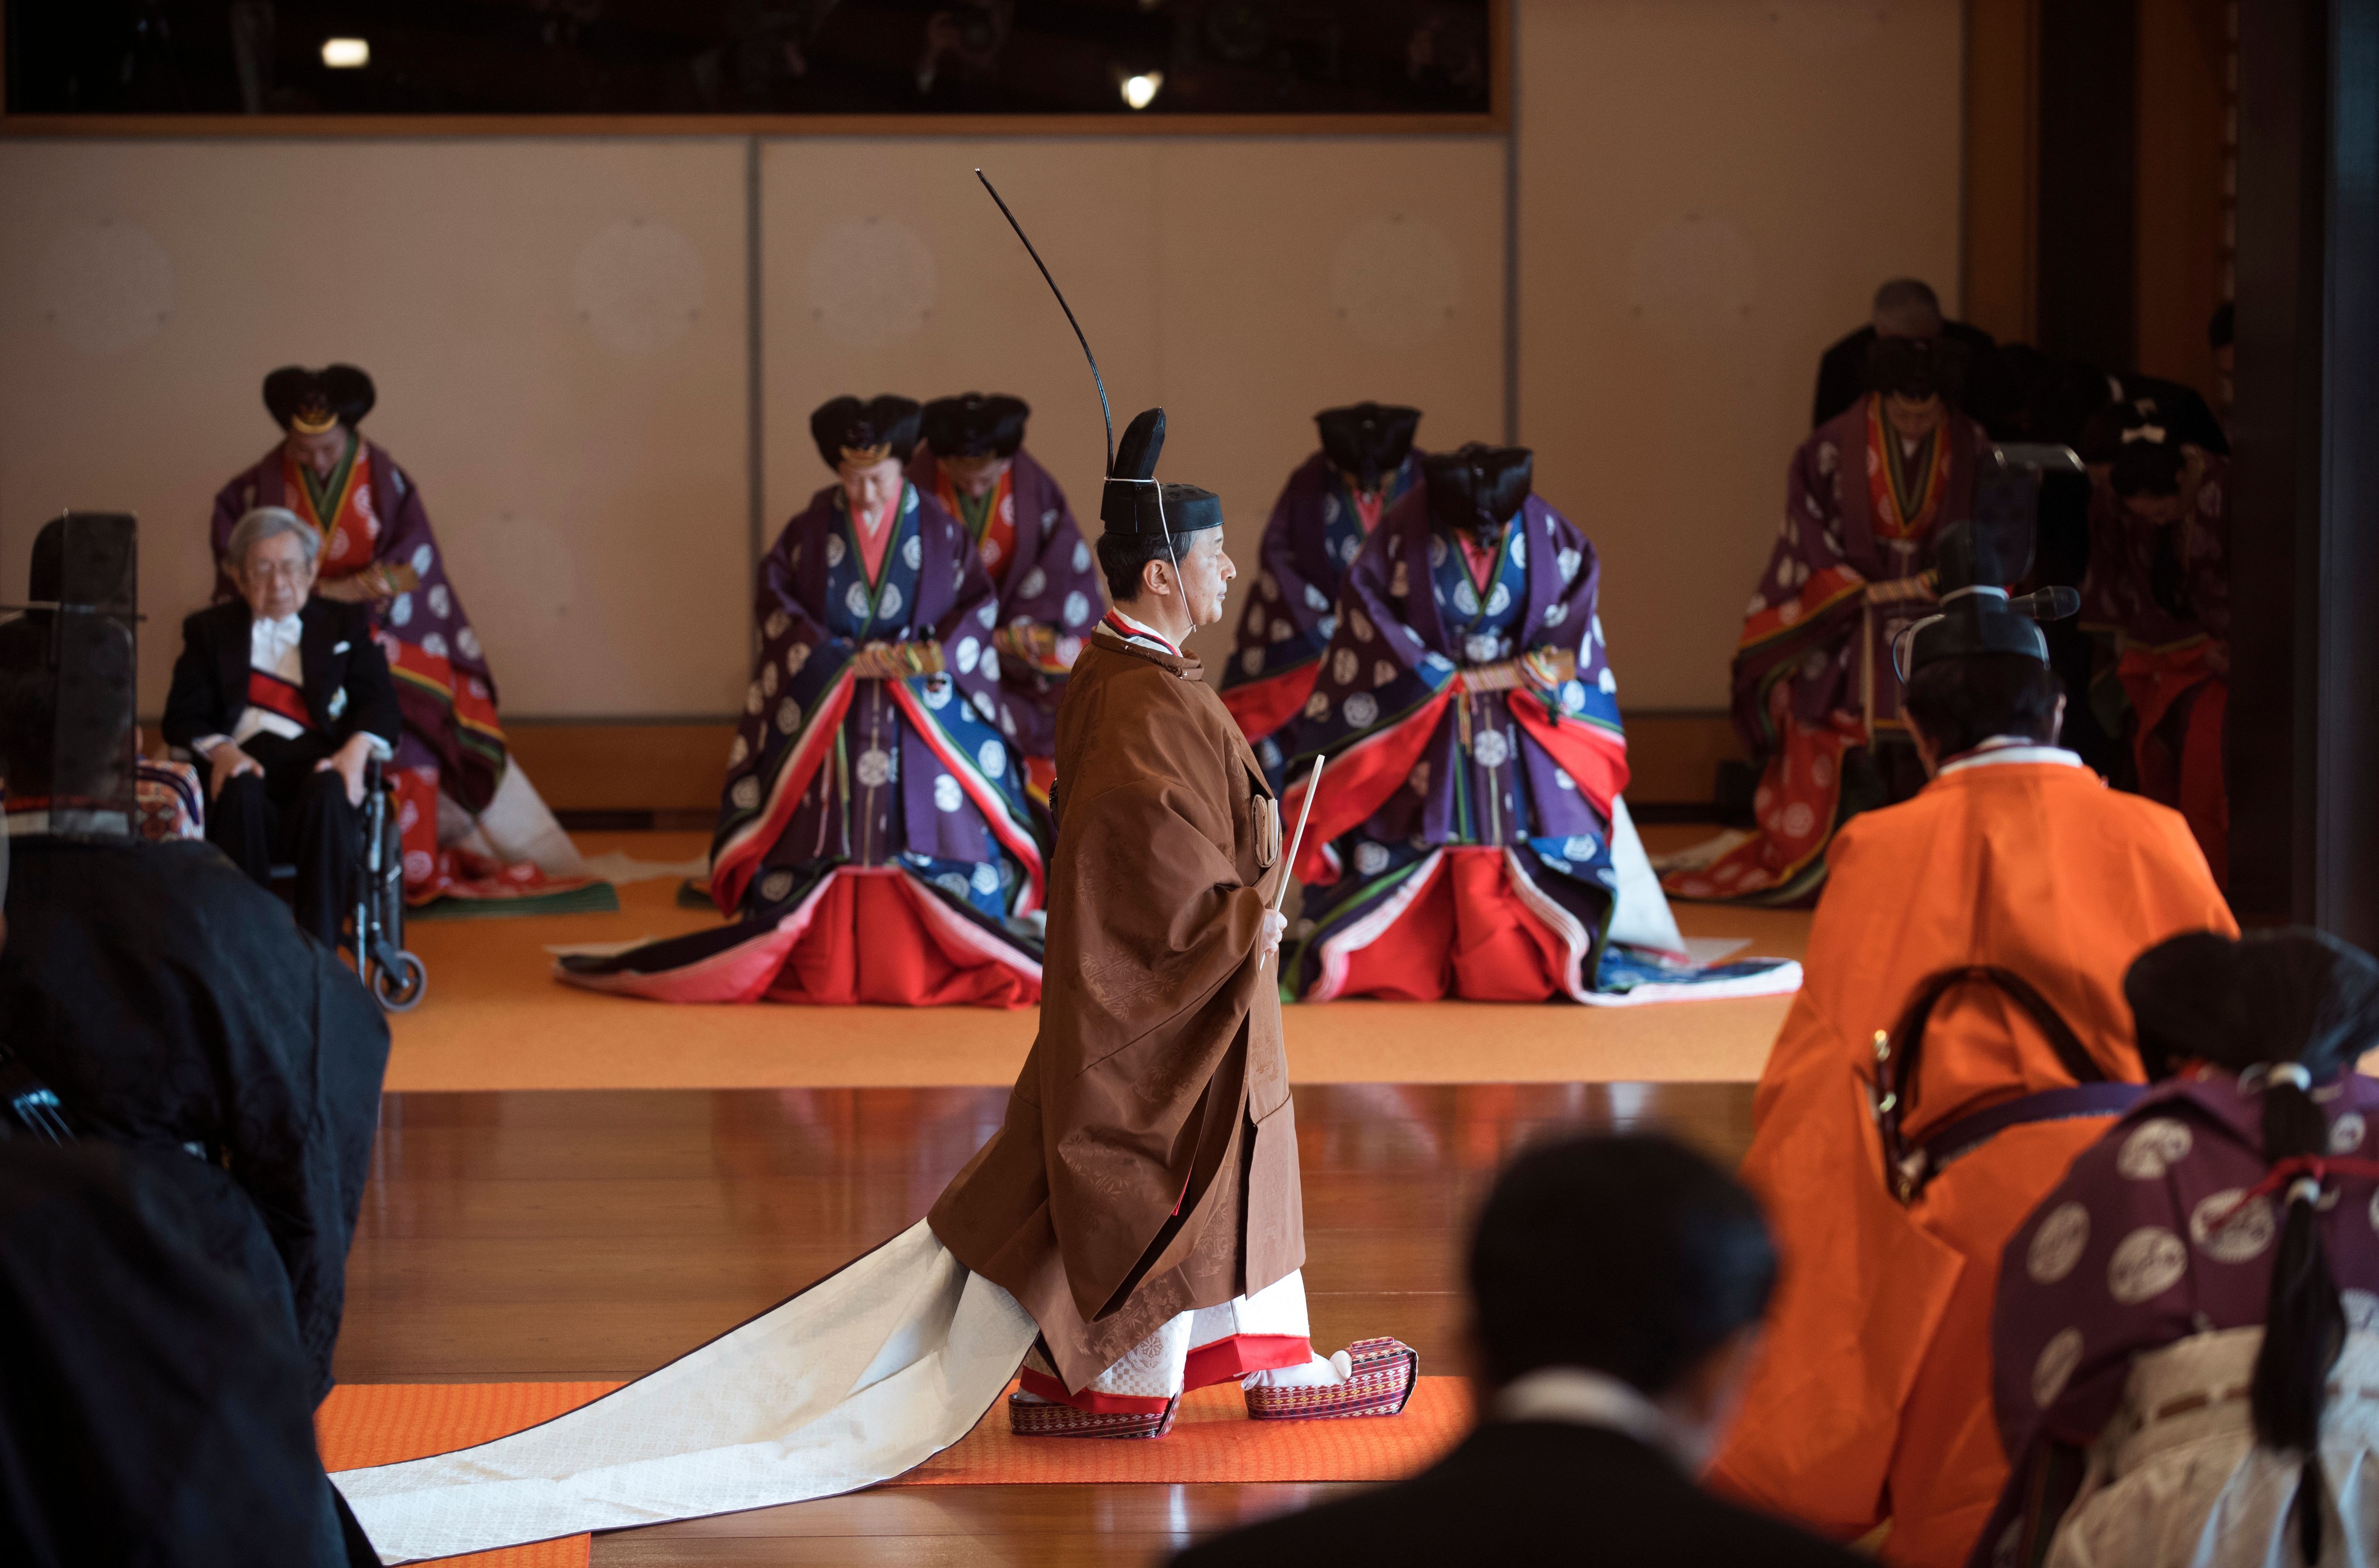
[{"xmin": 1706, "ymin": 521, "xmax": 2235, "ymax": 1566}]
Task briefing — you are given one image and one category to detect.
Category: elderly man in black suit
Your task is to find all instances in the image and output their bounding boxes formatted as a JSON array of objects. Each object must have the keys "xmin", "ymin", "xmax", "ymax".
[
  {"xmin": 163, "ymin": 507, "xmax": 401, "ymax": 944},
  {"xmin": 1172, "ymin": 1134, "xmax": 1865, "ymax": 1568}
]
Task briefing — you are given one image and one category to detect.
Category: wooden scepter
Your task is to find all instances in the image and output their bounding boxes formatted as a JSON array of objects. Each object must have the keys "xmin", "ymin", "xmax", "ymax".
[{"xmin": 1264, "ymin": 755, "xmax": 1325, "ymax": 965}]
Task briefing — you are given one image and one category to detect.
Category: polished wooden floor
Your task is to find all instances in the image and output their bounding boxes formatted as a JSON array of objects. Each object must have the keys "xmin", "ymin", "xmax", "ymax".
[{"xmin": 339, "ymin": 1082, "xmax": 1756, "ymax": 1564}]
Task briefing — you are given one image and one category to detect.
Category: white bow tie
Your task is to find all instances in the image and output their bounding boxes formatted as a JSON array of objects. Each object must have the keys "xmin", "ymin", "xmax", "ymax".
[{"xmin": 256, "ymin": 614, "xmax": 302, "ymax": 655}]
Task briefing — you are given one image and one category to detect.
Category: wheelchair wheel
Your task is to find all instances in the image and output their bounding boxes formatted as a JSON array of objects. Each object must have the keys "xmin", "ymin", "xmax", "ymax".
[{"xmin": 370, "ymin": 951, "xmax": 428, "ymax": 1013}]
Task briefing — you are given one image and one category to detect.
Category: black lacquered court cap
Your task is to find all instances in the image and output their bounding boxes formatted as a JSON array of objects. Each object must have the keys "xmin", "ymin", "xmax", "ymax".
[
  {"xmin": 1316, "ymin": 403, "xmax": 1422, "ymax": 492},
  {"xmin": 920, "ymin": 393, "xmax": 1030, "ymax": 459},
  {"xmin": 811, "ymin": 395, "xmax": 922, "ymax": 471},
  {"xmin": 1422, "ymin": 442, "xmax": 1532, "ymax": 534},
  {"xmin": 1906, "ymin": 518, "xmax": 2048, "ymax": 671},
  {"xmin": 1100, "ymin": 408, "xmax": 1223, "ymax": 538}
]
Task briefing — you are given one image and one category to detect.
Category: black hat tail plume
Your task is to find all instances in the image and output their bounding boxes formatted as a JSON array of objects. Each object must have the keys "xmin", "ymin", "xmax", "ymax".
[{"xmin": 977, "ymin": 169, "xmax": 1113, "ymax": 473}]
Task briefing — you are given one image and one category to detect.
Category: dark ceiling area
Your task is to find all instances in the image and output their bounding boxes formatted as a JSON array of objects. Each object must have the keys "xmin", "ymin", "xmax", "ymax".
[{"xmin": 4, "ymin": 0, "xmax": 1494, "ymax": 117}]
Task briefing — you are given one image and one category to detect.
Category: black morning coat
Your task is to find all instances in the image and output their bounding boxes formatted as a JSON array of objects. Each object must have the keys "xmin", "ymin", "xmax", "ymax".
[
  {"xmin": 160, "ymin": 596, "xmax": 403, "ymax": 756},
  {"xmin": 1169, "ymin": 1418, "xmax": 1871, "ymax": 1568}
]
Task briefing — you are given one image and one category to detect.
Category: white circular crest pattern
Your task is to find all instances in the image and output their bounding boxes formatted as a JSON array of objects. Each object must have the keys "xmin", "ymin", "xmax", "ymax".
[
  {"xmin": 758, "ymin": 869, "xmax": 795, "ymax": 904},
  {"xmin": 855, "ymin": 748, "xmax": 892, "ymax": 787},
  {"xmin": 775, "ymin": 697, "xmax": 801, "ymax": 736},
  {"xmin": 903, "ymin": 535, "xmax": 923, "ymax": 570},
  {"xmin": 2117, "ymin": 1120, "xmax": 2195, "ymax": 1180},
  {"xmin": 1353, "ymin": 842, "xmax": 1390, "ymax": 876},
  {"xmin": 2107, "ymin": 1227, "xmax": 2188, "ymax": 1305},
  {"xmin": 1062, "ymin": 591, "xmax": 1090, "ymax": 628},
  {"xmin": 1305, "ymin": 584, "xmax": 1331, "ymax": 613},
  {"xmin": 1333, "ymin": 648, "xmax": 1359, "ymax": 686},
  {"xmin": 2027, "ymin": 1203, "xmax": 2091, "ymax": 1284},
  {"xmin": 1241, "ymin": 648, "xmax": 1264, "ymax": 676},
  {"xmin": 977, "ymin": 741, "xmax": 1005, "ymax": 779},
  {"xmin": 844, "ymin": 582, "xmax": 872, "ymax": 617},
  {"xmin": 785, "ymin": 643, "xmax": 811, "ymax": 677},
  {"xmin": 2032, "ymin": 1328, "xmax": 2085, "ymax": 1409},
  {"xmin": 1020, "ymin": 567, "xmax": 1048, "ymax": 599},
  {"xmin": 933, "ymin": 775, "xmax": 964, "ymax": 813},
  {"xmin": 2333, "ymin": 1112, "xmax": 2367, "ymax": 1153},
  {"xmin": 1343, "ymin": 692, "xmax": 1379, "ymax": 729},
  {"xmin": 826, "ymin": 534, "xmax": 846, "ymax": 567},
  {"xmin": 1472, "ymin": 729, "xmax": 1511, "ymax": 767},
  {"xmin": 2189, "ymin": 1189, "xmax": 2277, "ymax": 1264},
  {"xmin": 731, "ymin": 776, "xmax": 762, "ymax": 811}
]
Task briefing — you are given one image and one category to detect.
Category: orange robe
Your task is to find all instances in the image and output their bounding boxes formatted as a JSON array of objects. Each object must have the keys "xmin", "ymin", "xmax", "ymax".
[{"xmin": 1706, "ymin": 751, "xmax": 2233, "ymax": 1565}]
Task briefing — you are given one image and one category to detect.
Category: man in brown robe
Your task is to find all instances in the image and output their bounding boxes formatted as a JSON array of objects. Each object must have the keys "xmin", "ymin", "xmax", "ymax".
[{"xmin": 930, "ymin": 408, "xmax": 1416, "ymax": 1436}]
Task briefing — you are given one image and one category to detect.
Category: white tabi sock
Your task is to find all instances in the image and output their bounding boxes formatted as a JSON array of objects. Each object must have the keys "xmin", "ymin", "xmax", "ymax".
[{"xmin": 1241, "ymin": 1350, "xmax": 1353, "ymax": 1390}]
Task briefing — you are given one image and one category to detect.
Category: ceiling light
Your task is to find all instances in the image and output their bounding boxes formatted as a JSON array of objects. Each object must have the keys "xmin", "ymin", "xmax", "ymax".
[
  {"xmin": 1120, "ymin": 71, "xmax": 1162, "ymax": 110},
  {"xmin": 321, "ymin": 38, "xmax": 371, "ymax": 68}
]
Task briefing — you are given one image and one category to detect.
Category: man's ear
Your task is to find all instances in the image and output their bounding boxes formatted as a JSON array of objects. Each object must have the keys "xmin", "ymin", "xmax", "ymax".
[{"xmin": 1141, "ymin": 557, "xmax": 1172, "ymax": 599}]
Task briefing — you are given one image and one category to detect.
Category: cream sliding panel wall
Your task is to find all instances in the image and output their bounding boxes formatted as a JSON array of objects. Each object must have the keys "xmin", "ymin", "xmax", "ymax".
[
  {"xmin": 760, "ymin": 138, "xmax": 1505, "ymax": 671},
  {"xmin": 0, "ymin": 140, "xmax": 750, "ymax": 717},
  {"xmin": 1516, "ymin": 0, "xmax": 1963, "ymax": 709}
]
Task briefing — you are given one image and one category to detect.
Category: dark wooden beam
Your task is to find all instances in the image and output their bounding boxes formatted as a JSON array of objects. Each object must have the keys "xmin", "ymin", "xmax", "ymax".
[{"xmin": 2229, "ymin": 0, "xmax": 2379, "ymax": 944}]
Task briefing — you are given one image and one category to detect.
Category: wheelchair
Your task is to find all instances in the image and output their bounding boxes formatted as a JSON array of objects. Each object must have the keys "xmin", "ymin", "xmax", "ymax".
[{"xmin": 349, "ymin": 755, "xmax": 427, "ymax": 1013}]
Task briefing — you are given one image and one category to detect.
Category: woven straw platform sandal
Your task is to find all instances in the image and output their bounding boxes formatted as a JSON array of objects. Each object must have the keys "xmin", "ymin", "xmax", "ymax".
[
  {"xmin": 1243, "ymin": 1337, "xmax": 1419, "ymax": 1421},
  {"xmin": 1007, "ymin": 1390, "xmax": 1182, "ymax": 1439}
]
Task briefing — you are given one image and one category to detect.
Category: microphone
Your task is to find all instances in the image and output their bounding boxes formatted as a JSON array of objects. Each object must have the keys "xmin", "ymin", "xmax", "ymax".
[{"xmin": 2008, "ymin": 585, "xmax": 2080, "ymax": 622}]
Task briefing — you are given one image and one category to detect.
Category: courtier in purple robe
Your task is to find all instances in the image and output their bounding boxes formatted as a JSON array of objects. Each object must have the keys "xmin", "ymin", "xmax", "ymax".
[
  {"xmin": 1982, "ymin": 931, "xmax": 2379, "ymax": 1568},
  {"xmin": 559, "ymin": 395, "xmax": 1043, "ymax": 1008},
  {"xmin": 905, "ymin": 392, "xmax": 1103, "ymax": 802},
  {"xmin": 1273, "ymin": 446, "xmax": 1792, "ymax": 1006},
  {"xmin": 1220, "ymin": 404, "xmax": 1423, "ymax": 784},
  {"xmin": 209, "ymin": 364, "xmax": 555, "ymax": 904},
  {"xmin": 1662, "ymin": 338, "xmax": 1990, "ymax": 908}
]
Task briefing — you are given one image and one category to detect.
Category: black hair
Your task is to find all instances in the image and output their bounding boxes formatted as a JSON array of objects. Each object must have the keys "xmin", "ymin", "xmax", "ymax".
[
  {"xmin": 2109, "ymin": 437, "xmax": 2186, "ymax": 499},
  {"xmin": 1095, "ymin": 530, "xmax": 1177, "ymax": 607},
  {"xmin": 1467, "ymin": 1132, "xmax": 1776, "ymax": 1396},
  {"xmin": 2127, "ymin": 930, "xmax": 2379, "ymax": 1563},
  {"xmin": 1902, "ymin": 652, "xmax": 2063, "ymax": 758}
]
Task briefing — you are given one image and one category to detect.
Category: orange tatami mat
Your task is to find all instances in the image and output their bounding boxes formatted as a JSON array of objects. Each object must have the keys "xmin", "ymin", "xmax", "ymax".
[
  {"xmin": 381, "ymin": 832, "xmax": 1808, "ymax": 1094},
  {"xmin": 320, "ymin": 1375, "xmax": 1469, "ymax": 1497}
]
